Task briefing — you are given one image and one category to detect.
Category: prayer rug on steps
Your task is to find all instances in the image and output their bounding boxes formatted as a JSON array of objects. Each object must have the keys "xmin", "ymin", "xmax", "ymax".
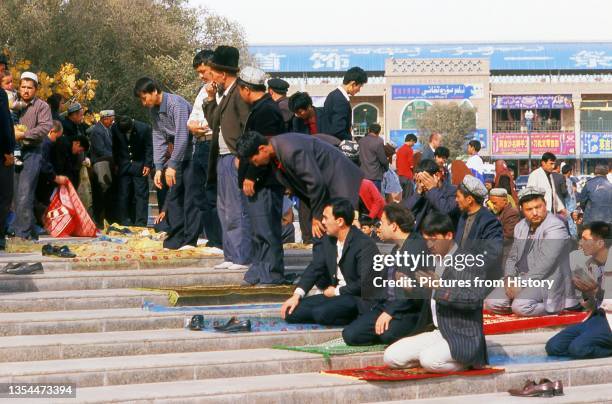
[
  {"xmin": 321, "ymin": 365, "xmax": 504, "ymax": 381},
  {"xmin": 483, "ymin": 310, "xmax": 589, "ymax": 334},
  {"xmin": 273, "ymin": 337, "xmax": 386, "ymax": 359},
  {"xmin": 141, "ymin": 284, "xmax": 296, "ymax": 306}
]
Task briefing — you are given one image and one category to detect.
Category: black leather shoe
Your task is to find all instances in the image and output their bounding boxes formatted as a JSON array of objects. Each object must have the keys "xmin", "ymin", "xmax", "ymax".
[
  {"xmin": 42, "ymin": 244, "xmax": 76, "ymax": 258},
  {"xmin": 214, "ymin": 317, "xmax": 252, "ymax": 333},
  {"xmin": 1, "ymin": 263, "xmax": 22, "ymax": 273},
  {"xmin": 3, "ymin": 262, "xmax": 44, "ymax": 275},
  {"xmin": 188, "ymin": 315, "xmax": 205, "ymax": 331}
]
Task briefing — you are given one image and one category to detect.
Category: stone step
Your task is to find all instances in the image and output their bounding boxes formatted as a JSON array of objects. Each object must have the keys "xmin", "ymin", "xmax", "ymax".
[
  {"xmin": 0, "ymin": 306, "xmax": 283, "ymax": 336},
  {"xmin": 0, "ymin": 332, "xmax": 556, "ymax": 387},
  {"xmin": 0, "ymin": 328, "xmax": 341, "ymax": 363},
  {"xmin": 0, "ymin": 289, "xmax": 169, "ymax": 313},
  {"xmin": 48, "ymin": 357, "xmax": 612, "ymax": 403},
  {"xmin": 372, "ymin": 383, "xmax": 612, "ymax": 404},
  {"xmin": 0, "ymin": 267, "xmax": 247, "ymax": 292}
]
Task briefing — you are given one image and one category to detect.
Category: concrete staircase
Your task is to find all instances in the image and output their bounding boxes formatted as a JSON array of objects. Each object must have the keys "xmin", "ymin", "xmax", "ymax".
[{"xmin": 0, "ymin": 251, "xmax": 611, "ymax": 403}]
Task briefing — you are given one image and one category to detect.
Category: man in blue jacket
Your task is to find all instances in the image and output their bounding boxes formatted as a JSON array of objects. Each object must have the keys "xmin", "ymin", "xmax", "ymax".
[{"xmin": 575, "ymin": 164, "xmax": 612, "ymax": 226}]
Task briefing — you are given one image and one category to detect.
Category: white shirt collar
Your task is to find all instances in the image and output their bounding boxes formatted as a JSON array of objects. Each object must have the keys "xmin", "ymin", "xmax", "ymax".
[{"xmin": 337, "ymin": 86, "xmax": 350, "ymax": 101}]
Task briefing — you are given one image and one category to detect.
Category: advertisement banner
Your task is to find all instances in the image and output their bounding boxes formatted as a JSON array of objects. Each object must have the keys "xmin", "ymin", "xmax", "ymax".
[
  {"xmin": 492, "ymin": 132, "xmax": 576, "ymax": 156},
  {"xmin": 491, "ymin": 95, "xmax": 573, "ymax": 109},
  {"xmin": 581, "ymin": 132, "xmax": 612, "ymax": 156},
  {"xmin": 391, "ymin": 84, "xmax": 483, "ymax": 100}
]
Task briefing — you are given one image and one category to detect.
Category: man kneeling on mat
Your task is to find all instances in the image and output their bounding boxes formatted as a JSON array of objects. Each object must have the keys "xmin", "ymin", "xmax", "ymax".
[
  {"xmin": 343, "ymin": 203, "xmax": 433, "ymax": 346},
  {"xmin": 281, "ymin": 198, "xmax": 380, "ymax": 326},
  {"xmin": 383, "ymin": 212, "xmax": 488, "ymax": 373}
]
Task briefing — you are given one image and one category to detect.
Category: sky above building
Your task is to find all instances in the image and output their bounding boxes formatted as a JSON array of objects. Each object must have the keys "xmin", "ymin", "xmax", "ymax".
[{"xmin": 192, "ymin": 0, "xmax": 612, "ymax": 45}]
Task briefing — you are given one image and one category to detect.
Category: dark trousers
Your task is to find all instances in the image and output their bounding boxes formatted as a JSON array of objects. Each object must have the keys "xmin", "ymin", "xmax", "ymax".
[
  {"xmin": 243, "ymin": 186, "xmax": 285, "ymax": 285},
  {"xmin": 13, "ymin": 150, "xmax": 42, "ymax": 238},
  {"xmin": 116, "ymin": 172, "xmax": 149, "ymax": 226},
  {"xmin": 0, "ymin": 164, "xmax": 14, "ymax": 248},
  {"xmin": 217, "ymin": 155, "xmax": 252, "ymax": 265},
  {"xmin": 285, "ymin": 294, "xmax": 359, "ymax": 326},
  {"xmin": 163, "ymin": 159, "xmax": 199, "ymax": 249},
  {"xmin": 399, "ymin": 176, "xmax": 414, "ymax": 201},
  {"xmin": 545, "ymin": 311, "xmax": 612, "ymax": 359},
  {"xmin": 342, "ymin": 306, "xmax": 419, "ymax": 346},
  {"xmin": 192, "ymin": 140, "xmax": 222, "ymax": 248},
  {"xmin": 372, "ymin": 179, "xmax": 382, "ymax": 193},
  {"xmin": 91, "ymin": 176, "xmax": 114, "ymax": 227},
  {"xmin": 298, "ymin": 200, "xmax": 313, "ymax": 244}
]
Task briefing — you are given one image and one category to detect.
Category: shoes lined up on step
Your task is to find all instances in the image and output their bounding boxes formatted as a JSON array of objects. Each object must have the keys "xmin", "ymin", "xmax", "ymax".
[
  {"xmin": 508, "ymin": 378, "xmax": 564, "ymax": 397},
  {"xmin": 0, "ymin": 262, "xmax": 44, "ymax": 275},
  {"xmin": 186, "ymin": 315, "xmax": 251, "ymax": 333},
  {"xmin": 42, "ymin": 244, "xmax": 76, "ymax": 258}
]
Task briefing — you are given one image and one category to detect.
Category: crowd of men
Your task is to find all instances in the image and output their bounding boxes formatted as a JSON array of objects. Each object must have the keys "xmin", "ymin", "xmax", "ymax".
[{"xmin": 1, "ymin": 47, "xmax": 611, "ymax": 372}]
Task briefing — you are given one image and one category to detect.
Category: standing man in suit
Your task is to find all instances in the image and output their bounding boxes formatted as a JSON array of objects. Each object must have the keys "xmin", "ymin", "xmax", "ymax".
[
  {"xmin": 204, "ymin": 45, "xmax": 252, "ymax": 270},
  {"xmin": 384, "ymin": 212, "xmax": 488, "ymax": 372},
  {"xmin": 267, "ymin": 78, "xmax": 292, "ymax": 131},
  {"xmin": 358, "ymin": 123, "xmax": 388, "ymax": 192},
  {"xmin": 134, "ymin": 77, "xmax": 196, "ymax": 250},
  {"xmin": 288, "ymin": 91, "xmax": 325, "ymax": 136},
  {"xmin": 112, "ymin": 115, "xmax": 153, "ymax": 226},
  {"xmin": 0, "ymin": 74, "xmax": 15, "ymax": 250},
  {"xmin": 343, "ymin": 204, "xmax": 432, "ymax": 346},
  {"xmin": 420, "ymin": 133, "xmax": 442, "ymax": 162},
  {"xmin": 89, "ymin": 109, "xmax": 115, "ymax": 226},
  {"xmin": 237, "ymin": 67, "xmax": 286, "ymax": 285},
  {"xmin": 236, "ymin": 131, "xmax": 364, "ymax": 239},
  {"xmin": 187, "ymin": 49, "xmax": 222, "ymax": 249},
  {"xmin": 455, "ymin": 175, "xmax": 504, "ymax": 280},
  {"xmin": 321, "ymin": 67, "xmax": 368, "ymax": 141},
  {"xmin": 485, "ymin": 186, "xmax": 575, "ymax": 316},
  {"xmin": 280, "ymin": 198, "xmax": 380, "ymax": 325}
]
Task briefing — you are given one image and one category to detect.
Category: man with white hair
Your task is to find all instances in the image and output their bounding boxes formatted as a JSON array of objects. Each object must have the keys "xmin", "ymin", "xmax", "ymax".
[{"xmin": 13, "ymin": 72, "xmax": 52, "ymax": 240}]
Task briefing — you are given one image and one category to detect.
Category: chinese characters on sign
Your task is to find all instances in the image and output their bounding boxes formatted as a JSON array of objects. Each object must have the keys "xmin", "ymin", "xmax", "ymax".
[
  {"xmin": 491, "ymin": 95, "xmax": 573, "ymax": 110},
  {"xmin": 581, "ymin": 132, "xmax": 612, "ymax": 156},
  {"xmin": 391, "ymin": 84, "xmax": 483, "ymax": 100},
  {"xmin": 492, "ymin": 133, "xmax": 576, "ymax": 156}
]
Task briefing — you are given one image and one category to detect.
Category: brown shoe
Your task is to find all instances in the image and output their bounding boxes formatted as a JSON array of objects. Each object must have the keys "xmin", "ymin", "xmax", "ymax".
[
  {"xmin": 539, "ymin": 378, "xmax": 564, "ymax": 396},
  {"xmin": 508, "ymin": 379, "xmax": 555, "ymax": 397}
]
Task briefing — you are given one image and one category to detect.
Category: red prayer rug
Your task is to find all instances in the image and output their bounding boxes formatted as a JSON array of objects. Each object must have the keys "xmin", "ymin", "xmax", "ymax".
[
  {"xmin": 483, "ymin": 310, "xmax": 589, "ymax": 335},
  {"xmin": 322, "ymin": 365, "xmax": 504, "ymax": 381}
]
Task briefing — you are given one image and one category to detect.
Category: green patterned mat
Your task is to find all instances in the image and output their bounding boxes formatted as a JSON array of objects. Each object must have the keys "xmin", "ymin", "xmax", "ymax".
[{"xmin": 273, "ymin": 337, "xmax": 387, "ymax": 359}]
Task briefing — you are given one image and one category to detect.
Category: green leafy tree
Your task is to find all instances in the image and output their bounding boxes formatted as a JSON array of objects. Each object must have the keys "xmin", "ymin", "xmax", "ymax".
[
  {"xmin": 416, "ymin": 102, "xmax": 477, "ymax": 159},
  {"xmin": 0, "ymin": 0, "xmax": 248, "ymax": 120}
]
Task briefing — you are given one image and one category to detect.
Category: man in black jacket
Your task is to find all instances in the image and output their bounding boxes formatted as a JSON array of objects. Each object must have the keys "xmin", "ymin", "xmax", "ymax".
[
  {"xmin": 236, "ymin": 131, "xmax": 364, "ymax": 240},
  {"xmin": 237, "ymin": 67, "xmax": 286, "ymax": 285},
  {"xmin": 112, "ymin": 115, "xmax": 153, "ymax": 226},
  {"xmin": 321, "ymin": 67, "xmax": 368, "ymax": 141},
  {"xmin": 267, "ymin": 78, "xmax": 292, "ymax": 131},
  {"xmin": 0, "ymin": 83, "xmax": 15, "ymax": 250},
  {"xmin": 384, "ymin": 213, "xmax": 488, "ymax": 372},
  {"xmin": 288, "ymin": 91, "xmax": 326, "ymax": 136},
  {"xmin": 280, "ymin": 198, "xmax": 380, "ymax": 325},
  {"xmin": 343, "ymin": 204, "xmax": 432, "ymax": 345}
]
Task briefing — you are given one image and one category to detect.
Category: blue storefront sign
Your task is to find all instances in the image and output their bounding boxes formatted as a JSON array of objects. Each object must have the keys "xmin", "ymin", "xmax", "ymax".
[
  {"xmin": 391, "ymin": 84, "xmax": 482, "ymax": 100},
  {"xmin": 472, "ymin": 129, "xmax": 488, "ymax": 150},
  {"xmin": 581, "ymin": 132, "xmax": 612, "ymax": 156}
]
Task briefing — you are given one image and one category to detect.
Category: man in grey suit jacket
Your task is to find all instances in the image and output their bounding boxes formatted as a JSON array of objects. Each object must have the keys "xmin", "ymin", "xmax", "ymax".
[
  {"xmin": 204, "ymin": 46, "xmax": 252, "ymax": 270},
  {"xmin": 384, "ymin": 212, "xmax": 488, "ymax": 372},
  {"xmin": 236, "ymin": 131, "xmax": 364, "ymax": 239},
  {"xmin": 485, "ymin": 186, "xmax": 577, "ymax": 316},
  {"xmin": 89, "ymin": 109, "xmax": 115, "ymax": 226}
]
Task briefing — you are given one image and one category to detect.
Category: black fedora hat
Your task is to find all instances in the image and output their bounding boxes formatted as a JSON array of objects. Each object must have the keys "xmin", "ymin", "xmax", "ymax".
[{"xmin": 209, "ymin": 45, "xmax": 240, "ymax": 73}]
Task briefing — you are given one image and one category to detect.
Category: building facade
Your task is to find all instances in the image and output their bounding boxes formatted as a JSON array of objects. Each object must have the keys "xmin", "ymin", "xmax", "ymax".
[{"xmin": 251, "ymin": 42, "xmax": 612, "ymax": 173}]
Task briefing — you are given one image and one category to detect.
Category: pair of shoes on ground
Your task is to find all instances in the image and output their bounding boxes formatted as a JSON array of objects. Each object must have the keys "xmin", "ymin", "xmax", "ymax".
[
  {"xmin": 0, "ymin": 262, "xmax": 44, "ymax": 275},
  {"xmin": 42, "ymin": 244, "xmax": 76, "ymax": 258},
  {"xmin": 214, "ymin": 261, "xmax": 248, "ymax": 270},
  {"xmin": 508, "ymin": 378, "xmax": 564, "ymax": 397},
  {"xmin": 187, "ymin": 315, "xmax": 251, "ymax": 333}
]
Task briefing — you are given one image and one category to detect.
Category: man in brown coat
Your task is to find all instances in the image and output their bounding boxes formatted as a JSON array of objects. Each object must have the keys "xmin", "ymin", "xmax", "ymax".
[{"xmin": 489, "ymin": 188, "xmax": 520, "ymax": 241}]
